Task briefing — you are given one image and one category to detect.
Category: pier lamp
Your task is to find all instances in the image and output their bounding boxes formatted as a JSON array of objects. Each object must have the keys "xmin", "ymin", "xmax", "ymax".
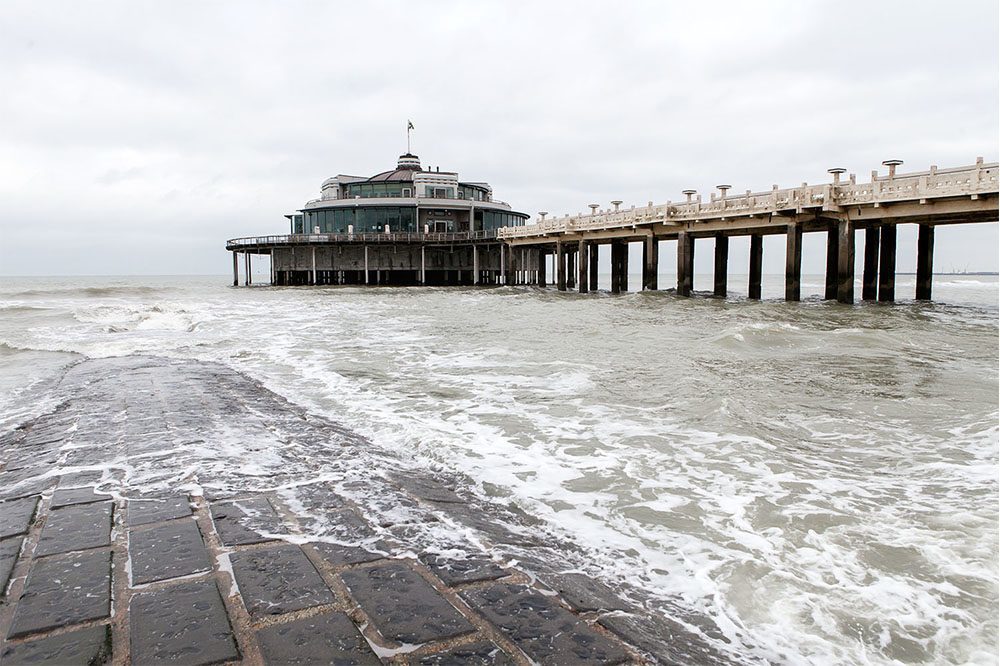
[
  {"xmin": 828, "ymin": 168, "xmax": 847, "ymax": 185},
  {"xmin": 882, "ymin": 159, "xmax": 903, "ymax": 178},
  {"xmin": 682, "ymin": 189, "xmax": 697, "ymax": 203},
  {"xmin": 716, "ymin": 184, "xmax": 731, "ymax": 200},
  {"xmin": 589, "ymin": 204, "xmax": 600, "ymax": 215},
  {"xmin": 611, "ymin": 200, "xmax": 623, "ymax": 212},
  {"xmin": 538, "ymin": 211, "xmax": 548, "ymax": 221}
]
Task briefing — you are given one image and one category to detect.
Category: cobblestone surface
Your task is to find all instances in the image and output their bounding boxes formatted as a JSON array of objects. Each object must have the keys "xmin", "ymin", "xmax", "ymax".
[{"xmin": 0, "ymin": 356, "xmax": 738, "ymax": 664}]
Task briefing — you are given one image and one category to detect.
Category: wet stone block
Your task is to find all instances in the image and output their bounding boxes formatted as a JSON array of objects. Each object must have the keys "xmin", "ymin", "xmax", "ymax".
[
  {"xmin": 57, "ymin": 470, "xmax": 106, "ymax": 488},
  {"xmin": 210, "ymin": 497, "xmax": 284, "ymax": 546},
  {"xmin": 0, "ymin": 537, "xmax": 23, "ymax": 596},
  {"xmin": 35, "ymin": 501, "xmax": 113, "ymax": 557},
  {"xmin": 130, "ymin": 579, "xmax": 239, "ymax": 665},
  {"xmin": 341, "ymin": 562, "xmax": 474, "ymax": 644},
  {"xmin": 421, "ymin": 553, "xmax": 508, "ymax": 586},
  {"xmin": 312, "ymin": 541, "xmax": 386, "ymax": 568},
  {"xmin": 129, "ymin": 518, "xmax": 211, "ymax": 585},
  {"xmin": 256, "ymin": 612, "xmax": 380, "ymax": 665},
  {"xmin": 462, "ymin": 584, "xmax": 629, "ymax": 665},
  {"xmin": 8, "ymin": 550, "xmax": 112, "ymax": 638},
  {"xmin": 128, "ymin": 497, "xmax": 192, "ymax": 526},
  {"xmin": 543, "ymin": 573, "xmax": 628, "ymax": 612},
  {"xmin": 0, "ymin": 624, "xmax": 110, "ymax": 666},
  {"xmin": 0, "ymin": 496, "xmax": 38, "ymax": 539},
  {"xmin": 51, "ymin": 487, "xmax": 113, "ymax": 508},
  {"xmin": 598, "ymin": 612, "xmax": 733, "ymax": 665},
  {"xmin": 419, "ymin": 641, "xmax": 515, "ymax": 665},
  {"xmin": 230, "ymin": 544, "xmax": 335, "ymax": 617}
]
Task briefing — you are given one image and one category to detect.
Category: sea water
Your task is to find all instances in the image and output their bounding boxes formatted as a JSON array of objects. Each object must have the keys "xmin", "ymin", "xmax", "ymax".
[{"xmin": 0, "ymin": 274, "xmax": 996, "ymax": 665}]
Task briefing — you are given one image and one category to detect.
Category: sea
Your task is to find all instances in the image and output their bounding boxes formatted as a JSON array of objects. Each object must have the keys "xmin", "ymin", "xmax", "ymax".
[{"xmin": 0, "ymin": 273, "xmax": 997, "ymax": 665}]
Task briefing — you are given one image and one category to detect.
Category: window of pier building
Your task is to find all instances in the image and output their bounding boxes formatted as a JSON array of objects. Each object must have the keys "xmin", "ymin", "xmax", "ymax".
[
  {"xmin": 424, "ymin": 185, "xmax": 456, "ymax": 199},
  {"xmin": 458, "ymin": 186, "xmax": 488, "ymax": 201},
  {"xmin": 481, "ymin": 210, "xmax": 526, "ymax": 230},
  {"xmin": 344, "ymin": 182, "xmax": 407, "ymax": 198},
  {"xmin": 305, "ymin": 206, "xmax": 418, "ymax": 233}
]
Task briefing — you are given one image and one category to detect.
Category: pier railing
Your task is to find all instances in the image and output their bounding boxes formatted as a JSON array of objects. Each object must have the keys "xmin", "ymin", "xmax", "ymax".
[
  {"xmin": 498, "ymin": 159, "xmax": 998, "ymax": 239},
  {"xmin": 226, "ymin": 229, "xmax": 500, "ymax": 249}
]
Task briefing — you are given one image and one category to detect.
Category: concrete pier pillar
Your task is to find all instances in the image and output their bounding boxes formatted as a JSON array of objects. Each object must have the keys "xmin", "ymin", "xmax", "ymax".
[
  {"xmin": 500, "ymin": 244, "xmax": 506, "ymax": 285},
  {"xmin": 862, "ymin": 226, "xmax": 880, "ymax": 300},
  {"xmin": 713, "ymin": 233, "xmax": 728, "ymax": 298},
  {"xmin": 420, "ymin": 246, "xmax": 426, "ymax": 284},
  {"xmin": 824, "ymin": 227, "xmax": 839, "ymax": 300},
  {"xmin": 473, "ymin": 245, "xmax": 480, "ymax": 285},
  {"xmin": 643, "ymin": 235, "xmax": 658, "ymax": 290},
  {"xmin": 270, "ymin": 249, "xmax": 275, "ymax": 285},
  {"xmin": 566, "ymin": 248, "xmax": 576, "ymax": 289},
  {"xmin": 785, "ymin": 223, "xmax": 802, "ymax": 302},
  {"xmin": 364, "ymin": 246, "xmax": 369, "ymax": 285},
  {"xmin": 610, "ymin": 242, "xmax": 622, "ymax": 294},
  {"xmin": 677, "ymin": 232, "xmax": 693, "ymax": 297},
  {"xmin": 878, "ymin": 224, "xmax": 896, "ymax": 302},
  {"xmin": 244, "ymin": 252, "xmax": 251, "ymax": 286},
  {"xmin": 538, "ymin": 250, "xmax": 547, "ymax": 287},
  {"xmin": 556, "ymin": 241, "xmax": 566, "ymax": 291},
  {"xmin": 589, "ymin": 244, "xmax": 599, "ymax": 291},
  {"xmin": 620, "ymin": 242, "xmax": 629, "ymax": 293},
  {"xmin": 837, "ymin": 219, "xmax": 855, "ymax": 303},
  {"xmin": 916, "ymin": 224, "xmax": 935, "ymax": 300},
  {"xmin": 311, "ymin": 247, "xmax": 317, "ymax": 286},
  {"xmin": 232, "ymin": 251, "xmax": 238, "ymax": 286},
  {"xmin": 748, "ymin": 234, "xmax": 763, "ymax": 300},
  {"xmin": 578, "ymin": 241, "xmax": 589, "ymax": 293}
]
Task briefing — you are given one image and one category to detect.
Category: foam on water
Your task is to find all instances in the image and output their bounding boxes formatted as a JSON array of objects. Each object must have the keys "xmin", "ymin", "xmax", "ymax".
[{"xmin": 0, "ymin": 274, "xmax": 996, "ymax": 665}]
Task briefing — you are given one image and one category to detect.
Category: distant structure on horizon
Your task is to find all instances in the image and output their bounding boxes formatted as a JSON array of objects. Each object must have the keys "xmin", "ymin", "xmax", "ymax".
[{"xmin": 227, "ymin": 153, "xmax": 530, "ymax": 286}]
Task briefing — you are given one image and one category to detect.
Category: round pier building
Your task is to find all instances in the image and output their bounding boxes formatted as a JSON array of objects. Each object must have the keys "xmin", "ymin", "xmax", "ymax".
[{"xmin": 227, "ymin": 153, "xmax": 530, "ymax": 286}]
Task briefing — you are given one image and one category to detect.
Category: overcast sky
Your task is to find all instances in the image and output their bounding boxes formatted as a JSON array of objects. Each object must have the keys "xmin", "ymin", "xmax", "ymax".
[{"xmin": 1, "ymin": 0, "xmax": 997, "ymax": 276}]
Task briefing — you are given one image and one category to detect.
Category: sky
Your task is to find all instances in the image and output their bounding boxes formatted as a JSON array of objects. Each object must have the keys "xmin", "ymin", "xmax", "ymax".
[{"xmin": 0, "ymin": 0, "xmax": 997, "ymax": 276}]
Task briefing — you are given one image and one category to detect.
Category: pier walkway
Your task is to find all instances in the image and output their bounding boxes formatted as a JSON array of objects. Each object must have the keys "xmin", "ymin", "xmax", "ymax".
[{"xmin": 0, "ymin": 357, "xmax": 733, "ymax": 665}]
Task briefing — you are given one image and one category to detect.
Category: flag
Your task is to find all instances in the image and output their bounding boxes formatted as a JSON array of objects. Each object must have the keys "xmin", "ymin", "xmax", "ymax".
[{"xmin": 407, "ymin": 120, "xmax": 414, "ymax": 130}]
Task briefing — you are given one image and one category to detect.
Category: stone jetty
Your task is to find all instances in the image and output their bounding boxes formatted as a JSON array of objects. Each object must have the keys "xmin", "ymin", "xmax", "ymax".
[{"xmin": 0, "ymin": 357, "xmax": 735, "ymax": 665}]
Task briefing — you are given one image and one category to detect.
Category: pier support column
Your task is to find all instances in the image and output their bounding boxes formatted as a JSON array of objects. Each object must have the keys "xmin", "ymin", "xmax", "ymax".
[
  {"xmin": 824, "ymin": 227, "xmax": 839, "ymax": 300},
  {"xmin": 916, "ymin": 224, "xmax": 934, "ymax": 300},
  {"xmin": 643, "ymin": 235, "xmax": 658, "ymax": 290},
  {"xmin": 566, "ymin": 248, "xmax": 576, "ymax": 289},
  {"xmin": 420, "ymin": 246, "xmax": 426, "ymax": 284},
  {"xmin": 714, "ymin": 233, "xmax": 728, "ymax": 298},
  {"xmin": 748, "ymin": 234, "xmax": 763, "ymax": 300},
  {"xmin": 364, "ymin": 246, "xmax": 369, "ymax": 285},
  {"xmin": 837, "ymin": 219, "xmax": 855, "ymax": 303},
  {"xmin": 538, "ymin": 250, "xmax": 547, "ymax": 287},
  {"xmin": 677, "ymin": 232, "xmax": 694, "ymax": 297},
  {"xmin": 473, "ymin": 245, "xmax": 480, "ymax": 285},
  {"xmin": 270, "ymin": 249, "xmax": 275, "ymax": 285},
  {"xmin": 578, "ymin": 241, "xmax": 589, "ymax": 293},
  {"xmin": 232, "ymin": 251, "xmax": 238, "ymax": 286},
  {"xmin": 610, "ymin": 241, "xmax": 623, "ymax": 294},
  {"xmin": 862, "ymin": 226, "xmax": 880, "ymax": 300},
  {"xmin": 589, "ymin": 244, "xmax": 599, "ymax": 291},
  {"xmin": 500, "ymin": 244, "xmax": 506, "ymax": 285},
  {"xmin": 878, "ymin": 224, "xmax": 896, "ymax": 302},
  {"xmin": 620, "ymin": 242, "xmax": 629, "ymax": 292},
  {"xmin": 556, "ymin": 241, "xmax": 566, "ymax": 291},
  {"xmin": 244, "ymin": 252, "xmax": 251, "ymax": 286},
  {"xmin": 785, "ymin": 223, "xmax": 802, "ymax": 302},
  {"xmin": 311, "ymin": 247, "xmax": 317, "ymax": 286}
]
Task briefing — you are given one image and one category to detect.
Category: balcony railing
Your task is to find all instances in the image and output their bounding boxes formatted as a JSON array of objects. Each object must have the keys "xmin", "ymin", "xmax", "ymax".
[{"xmin": 226, "ymin": 229, "xmax": 500, "ymax": 250}]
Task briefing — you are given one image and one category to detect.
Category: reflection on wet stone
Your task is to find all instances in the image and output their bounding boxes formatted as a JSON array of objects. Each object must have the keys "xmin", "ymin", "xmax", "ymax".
[
  {"xmin": 34, "ymin": 501, "xmax": 112, "ymax": 557},
  {"xmin": 128, "ymin": 497, "xmax": 193, "ymax": 526},
  {"xmin": 8, "ymin": 550, "xmax": 112, "ymax": 638},
  {"xmin": 418, "ymin": 641, "xmax": 516, "ymax": 665},
  {"xmin": 129, "ymin": 518, "xmax": 212, "ymax": 585},
  {"xmin": 256, "ymin": 612, "xmax": 380, "ymax": 665},
  {"xmin": 230, "ymin": 544, "xmax": 335, "ymax": 617},
  {"xmin": 0, "ymin": 625, "xmax": 110, "ymax": 666},
  {"xmin": 210, "ymin": 496, "xmax": 284, "ymax": 546},
  {"xmin": 0, "ymin": 496, "xmax": 38, "ymax": 539}
]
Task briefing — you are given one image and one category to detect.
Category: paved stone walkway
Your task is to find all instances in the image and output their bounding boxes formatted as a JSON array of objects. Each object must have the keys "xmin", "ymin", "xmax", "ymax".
[{"xmin": 0, "ymin": 357, "xmax": 736, "ymax": 665}]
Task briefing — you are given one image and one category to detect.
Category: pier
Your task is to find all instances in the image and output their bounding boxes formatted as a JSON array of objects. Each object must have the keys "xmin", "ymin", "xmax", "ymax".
[{"xmin": 229, "ymin": 158, "xmax": 997, "ymax": 302}]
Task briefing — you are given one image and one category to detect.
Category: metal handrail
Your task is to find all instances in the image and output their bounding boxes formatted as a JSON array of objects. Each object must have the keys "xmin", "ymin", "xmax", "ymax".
[{"xmin": 226, "ymin": 230, "xmax": 500, "ymax": 249}]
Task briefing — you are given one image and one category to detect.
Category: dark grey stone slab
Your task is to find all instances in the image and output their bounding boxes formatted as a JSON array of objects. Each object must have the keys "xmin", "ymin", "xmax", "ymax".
[
  {"xmin": 1, "ymin": 537, "xmax": 23, "ymax": 596},
  {"xmin": 51, "ymin": 486, "xmax": 113, "ymax": 508},
  {"xmin": 391, "ymin": 473, "xmax": 467, "ymax": 504},
  {"xmin": 309, "ymin": 508, "xmax": 389, "ymax": 567},
  {"xmin": 419, "ymin": 641, "xmax": 515, "ymax": 665},
  {"xmin": 8, "ymin": 550, "xmax": 112, "ymax": 638},
  {"xmin": 230, "ymin": 544, "xmax": 334, "ymax": 617},
  {"xmin": 462, "ymin": 584, "xmax": 629, "ymax": 665},
  {"xmin": 0, "ymin": 496, "xmax": 38, "ymax": 539},
  {"xmin": 542, "ymin": 573, "xmax": 628, "ymax": 612},
  {"xmin": 129, "ymin": 518, "xmax": 211, "ymax": 585},
  {"xmin": 210, "ymin": 497, "xmax": 283, "ymax": 546},
  {"xmin": 341, "ymin": 562, "xmax": 474, "ymax": 644},
  {"xmin": 312, "ymin": 541, "xmax": 386, "ymax": 567},
  {"xmin": 35, "ymin": 501, "xmax": 113, "ymax": 557},
  {"xmin": 256, "ymin": 612, "xmax": 379, "ymax": 665},
  {"xmin": 57, "ymin": 470, "xmax": 105, "ymax": 488},
  {"xmin": 421, "ymin": 553, "xmax": 508, "ymax": 586},
  {"xmin": 0, "ymin": 624, "xmax": 110, "ymax": 665},
  {"xmin": 130, "ymin": 579, "xmax": 239, "ymax": 665},
  {"xmin": 128, "ymin": 497, "xmax": 192, "ymax": 526},
  {"xmin": 598, "ymin": 612, "xmax": 734, "ymax": 665}
]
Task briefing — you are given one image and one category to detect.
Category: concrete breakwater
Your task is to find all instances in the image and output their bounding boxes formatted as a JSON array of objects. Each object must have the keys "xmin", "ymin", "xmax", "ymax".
[{"xmin": 0, "ymin": 356, "xmax": 733, "ymax": 665}]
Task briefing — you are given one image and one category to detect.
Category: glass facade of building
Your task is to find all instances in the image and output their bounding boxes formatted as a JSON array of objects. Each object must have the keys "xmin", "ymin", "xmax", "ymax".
[{"xmin": 305, "ymin": 207, "xmax": 418, "ymax": 233}]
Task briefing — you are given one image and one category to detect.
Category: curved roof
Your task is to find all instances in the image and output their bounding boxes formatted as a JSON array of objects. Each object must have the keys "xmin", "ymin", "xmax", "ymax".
[{"xmin": 367, "ymin": 168, "xmax": 416, "ymax": 182}]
